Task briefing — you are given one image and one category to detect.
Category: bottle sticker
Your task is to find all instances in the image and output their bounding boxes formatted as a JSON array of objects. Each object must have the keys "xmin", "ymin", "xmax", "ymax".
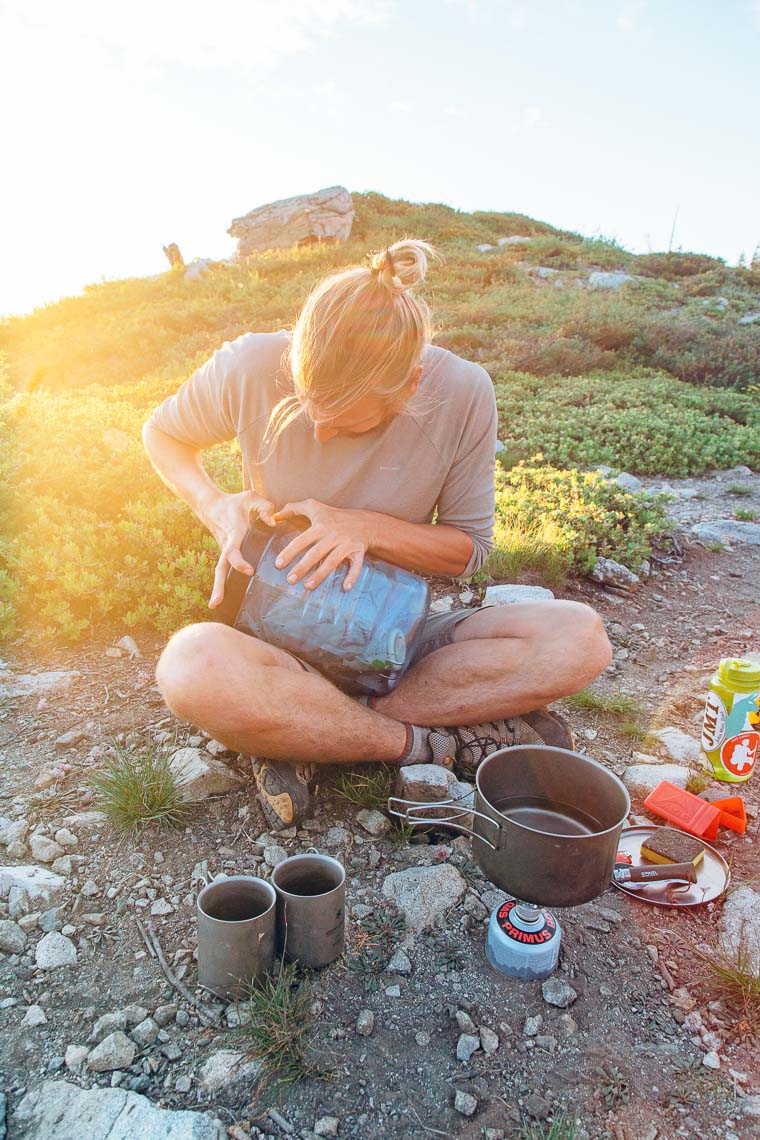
[
  {"xmin": 720, "ymin": 732, "xmax": 759, "ymax": 778},
  {"xmin": 702, "ymin": 691, "xmax": 727, "ymax": 753}
]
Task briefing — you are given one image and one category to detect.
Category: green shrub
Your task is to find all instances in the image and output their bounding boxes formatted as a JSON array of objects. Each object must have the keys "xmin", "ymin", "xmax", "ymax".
[
  {"xmin": 631, "ymin": 314, "xmax": 760, "ymax": 389},
  {"xmin": 634, "ymin": 251, "xmax": 725, "ymax": 279}
]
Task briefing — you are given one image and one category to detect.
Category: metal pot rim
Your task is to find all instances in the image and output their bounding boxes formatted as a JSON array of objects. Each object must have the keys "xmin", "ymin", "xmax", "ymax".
[{"xmin": 474, "ymin": 744, "xmax": 631, "ymax": 841}]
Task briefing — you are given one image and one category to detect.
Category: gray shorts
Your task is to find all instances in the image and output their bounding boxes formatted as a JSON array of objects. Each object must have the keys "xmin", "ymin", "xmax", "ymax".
[{"xmin": 295, "ymin": 606, "xmax": 476, "ymax": 686}]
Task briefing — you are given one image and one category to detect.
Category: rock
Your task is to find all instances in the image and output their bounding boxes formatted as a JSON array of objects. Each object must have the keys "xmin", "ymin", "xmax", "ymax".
[
  {"xmin": 498, "ymin": 234, "xmax": 531, "ymax": 245},
  {"xmin": 264, "ymin": 845, "xmax": 288, "ymax": 867},
  {"xmin": 649, "ymin": 727, "xmax": 702, "ymax": 765},
  {"xmin": 631, "ymin": 751, "xmax": 669, "ymax": 766},
  {"xmin": 184, "ymin": 259, "xmax": 213, "ymax": 282},
  {"xmin": 396, "ymin": 764, "xmax": 457, "ymax": 805},
  {"xmin": 542, "ymin": 977, "xmax": 578, "ymax": 1008},
  {"xmin": 0, "ymin": 818, "xmax": 29, "ymax": 847},
  {"xmin": 703, "ymin": 1050, "xmax": 720, "ymax": 1069},
  {"xmin": 130, "ymin": 1017, "xmax": 159, "ymax": 1048},
  {"xmin": 64, "ymin": 1044, "xmax": 90, "ymax": 1071},
  {"xmin": 531, "ymin": 266, "xmax": 560, "ymax": 278},
  {"xmin": 55, "ymin": 729, "xmax": 91, "ymax": 750},
  {"xmin": 63, "ymin": 811, "xmax": 108, "ymax": 829},
  {"xmin": 615, "ymin": 472, "xmax": 643, "ymax": 492},
  {"xmin": 622, "ymin": 764, "xmax": 690, "ymax": 799},
  {"xmin": 387, "ymin": 948, "xmax": 412, "ymax": 975},
  {"xmin": 54, "ymin": 829, "xmax": 78, "ymax": 848},
  {"xmin": 153, "ymin": 1003, "xmax": 178, "ymax": 1026},
  {"xmin": 557, "ymin": 1013, "xmax": 578, "ymax": 1035},
  {"xmin": 479, "ymin": 1026, "xmax": 499, "ymax": 1055},
  {"xmin": 477, "ymin": 243, "xmax": 495, "ymax": 252},
  {"xmin": 483, "ymin": 584, "xmax": 554, "ymax": 605},
  {"xmin": 588, "ymin": 271, "xmax": 636, "ymax": 289},
  {"xmin": 51, "ymin": 856, "xmax": 75, "ymax": 875},
  {"xmin": 29, "ymin": 834, "xmax": 64, "ymax": 864},
  {"xmin": 229, "ymin": 186, "xmax": 354, "ymax": 256},
  {"xmin": 21, "ymin": 1004, "xmax": 47, "ymax": 1027},
  {"xmin": 0, "ymin": 918, "xmax": 27, "ymax": 955},
  {"xmin": 87, "ymin": 1031, "xmax": 136, "ymax": 1072},
  {"xmin": 115, "ymin": 634, "xmax": 141, "ymax": 658},
  {"xmin": 314, "ymin": 1117, "xmax": 340, "ymax": 1137},
  {"xmin": 356, "ymin": 809, "xmax": 390, "ymax": 837},
  {"xmin": 382, "ymin": 865, "xmax": 467, "ymax": 931},
  {"xmin": 739, "ymin": 311, "xmax": 760, "ymax": 325},
  {"xmin": 204, "ymin": 739, "xmax": 227, "ymax": 756},
  {"xmin": 0, "ymin": 1090, "xmax": 5, "ymax": 1140},
  {"xmin": 454, "ymin": 1090, "xmax": 478, "ymax": 1117},
  {"xmin": 0, "ymin": 669, "xmax": 79, "ymax": 699},
  {"xmin": 11, "ymin": 1079, "xmax": 226, "ymax": 1138},
  {"xmin": 719, "ymin": 887, "xmax": 760, "ymax": 974},
  {"xmin": 169, "ymin": 748, "xmax": 244, "ymax": 799},
  {"xmin": 590, "ymin": 558, "xmax": 640, "ymax": 590},
  {"xmin": 35, "ymin": 931, "xmax": 77, "ymax": 969},
  {"xmin": 524, "ymin": 1092, "xmax": 552, "ymax": 1119},
  {"xmin": 198, "ymin": 1049, "xmax": 262, "ymax": 1094},
  {"xmin": 384, "ymin": 984, "xmax": 401, "ymax": 998},
  {"xmin": 456, "ymin": 1033, "xmax": 480, "ymax": 1062},
  {"xmin": 150, "ymin": 898, "xmax": 174, "ymax": 916},
  {"xmin": 455, "ymin": 1009, "xmax": 477, "ymax": 1034},
  {"xmin": 524, "ymin": 1014, "xmax": 543, "ymax": 1037},
  {"xmin": 429, "ymin": 595, "xmax": 455, "ymax": 614},
  {"xmin": 356, "ymin": 1009, "xmax": 375, "ymax": 1037},
  {"xmin": 692, "ymin": 520, "xmax": 760, "ymax": 547},
  {"xmin": 741, "ymin": 1096, "xmax": 760, "ymax": 1117}
]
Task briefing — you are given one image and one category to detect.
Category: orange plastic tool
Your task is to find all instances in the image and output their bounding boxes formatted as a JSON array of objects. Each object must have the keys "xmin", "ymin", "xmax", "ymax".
[
  {"xmin": 711, "ymin": 797, "xmax": 747, "ymax": 835},
  {"xmin": 643, "ymin": 781, "xmax": 747, "ymax": 839}
]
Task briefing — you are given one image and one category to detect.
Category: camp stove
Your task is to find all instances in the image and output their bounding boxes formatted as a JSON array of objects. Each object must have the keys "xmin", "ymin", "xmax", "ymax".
[{"xmin": 485, "ymin": 899, "xmax": 561, "ymax": 980}]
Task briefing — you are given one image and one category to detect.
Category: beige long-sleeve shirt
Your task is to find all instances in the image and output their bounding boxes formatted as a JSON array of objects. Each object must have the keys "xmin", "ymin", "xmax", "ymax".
[{"xmin": 146, "ymin": 330, "xmax": 498, "ymax": 576}]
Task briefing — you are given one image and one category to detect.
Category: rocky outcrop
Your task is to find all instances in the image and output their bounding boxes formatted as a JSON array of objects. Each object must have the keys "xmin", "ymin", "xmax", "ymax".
[{"xmin": 229, "ymin": 186, "xmax": 354, "ymax": 256}]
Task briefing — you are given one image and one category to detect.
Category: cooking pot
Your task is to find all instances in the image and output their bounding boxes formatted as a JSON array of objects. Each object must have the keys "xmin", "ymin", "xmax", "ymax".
[{"xmin": 388, "ymin": 745, "xmax": 630, "ymax": 908}]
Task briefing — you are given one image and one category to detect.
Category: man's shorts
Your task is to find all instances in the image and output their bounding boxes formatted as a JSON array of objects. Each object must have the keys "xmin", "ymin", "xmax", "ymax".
[{"xmin": 294, "ymin": 606, "xmax": 477, "ymax": 686}]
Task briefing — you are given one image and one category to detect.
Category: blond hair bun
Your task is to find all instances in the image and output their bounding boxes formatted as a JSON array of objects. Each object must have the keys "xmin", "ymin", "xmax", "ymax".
[{"xmin": 369, "ymin": 238, "xmax": 436, "ymax": 294}]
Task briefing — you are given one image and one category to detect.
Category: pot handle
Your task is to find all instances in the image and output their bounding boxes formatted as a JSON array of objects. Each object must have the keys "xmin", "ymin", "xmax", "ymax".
[{"xmin": 387, "ymin": 796, "xmax": 504, "ymax": 852}]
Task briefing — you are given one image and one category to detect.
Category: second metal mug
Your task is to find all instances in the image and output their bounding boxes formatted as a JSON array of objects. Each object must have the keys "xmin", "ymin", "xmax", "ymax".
[
  {"xmin": 196, "ymin": 875, "xmax": 276, "ymax": 1000},
  {"xmin": 271, "ymin": 853, "xmax": 346, "ymax": 968}
]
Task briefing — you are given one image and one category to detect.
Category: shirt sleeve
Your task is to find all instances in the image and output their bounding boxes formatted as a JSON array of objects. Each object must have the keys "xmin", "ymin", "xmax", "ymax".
[
  {"xmin": 435, "ymin": 364, "xmax": 498, "ymax": 577},
  {"xmin": 144, "ymin": 336, "xmax": 250, "ymax": 448}
]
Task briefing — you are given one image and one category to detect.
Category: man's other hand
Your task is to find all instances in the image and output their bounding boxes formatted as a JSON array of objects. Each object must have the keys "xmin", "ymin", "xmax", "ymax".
[
  {"xmin": 273, "ymin": 499, "xmax": 372, "ymax": 592},
  {"xmin": 207, "ymin": 491, "xmax": 276, "ymax": 608}
]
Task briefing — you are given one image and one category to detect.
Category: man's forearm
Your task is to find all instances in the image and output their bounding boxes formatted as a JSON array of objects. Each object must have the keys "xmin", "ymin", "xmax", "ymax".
[
  {"xmin": 142, "ymin": 423, "xmax": 224, "ymax": 527},
  {"xmin": 357, "ymin": 510, "xmax": 475, "ymax": 577}
]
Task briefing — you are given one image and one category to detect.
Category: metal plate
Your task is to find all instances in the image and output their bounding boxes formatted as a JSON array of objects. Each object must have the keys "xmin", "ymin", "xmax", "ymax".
[{"xmin": 612, "ymin": 825, "xmax": 730, "ymax": 908}]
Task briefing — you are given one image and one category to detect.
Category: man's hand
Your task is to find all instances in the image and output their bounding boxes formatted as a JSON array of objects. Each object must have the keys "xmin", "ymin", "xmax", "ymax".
[
  {"xmin": 273, "ymin": 499, "xmax": 373, "ymax": 592},
  {"xmin": 206, "ymin": 491, "xmax": 277, "ymax": 608}
]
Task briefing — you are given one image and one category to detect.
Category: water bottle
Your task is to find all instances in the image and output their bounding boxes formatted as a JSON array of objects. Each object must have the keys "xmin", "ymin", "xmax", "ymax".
[{"xmin": 216, "ymin": 521, "xmax": 430, "ymax": 696}]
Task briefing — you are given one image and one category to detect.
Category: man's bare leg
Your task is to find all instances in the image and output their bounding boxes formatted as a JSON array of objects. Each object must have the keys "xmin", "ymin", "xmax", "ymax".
[{"xmin": 155, "ymin": 601, "xmax": 611, "ymax": 762}]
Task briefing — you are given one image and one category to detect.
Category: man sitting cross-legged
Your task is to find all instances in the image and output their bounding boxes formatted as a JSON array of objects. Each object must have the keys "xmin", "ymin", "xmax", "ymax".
[{"xmin": 143, "ymin": 239, "xmax": 612, "ymax": 828}]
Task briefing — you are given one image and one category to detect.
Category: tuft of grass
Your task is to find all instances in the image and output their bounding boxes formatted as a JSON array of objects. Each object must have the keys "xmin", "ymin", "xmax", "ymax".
[
  {"xmin": 567, "ymin": 688, "xmax": 643, "ymax": 720},
  {"xmin": 486, "ymin": 515, "xmax": 569, "ymax": 586},
  {"xmin": 335, "ymin": 765, "xmax": 392, "ymax": 812},
  {"xmin": 520, "ymin": 1111, "xmax": 578, "ymax": 1140},
  {"xmin": 686, "ymin": 772, "xmax": 711, "ymax": 795},
  {"xmin": 90, "ymin": 742, "xmax": 194, "ymax": 831},
  {"xmin": 620, "ymin": 720, "xmax": 648, "ymax": 741},
  {"xmin": 728, "ymin": 483, "xmax": 754, "ymax": 495},
  {"xmin": 694, "ymin": 943, "xmax": 760, "ymax": 1038},
  {"xmin": 234, "ymin": 959, "xmax": 319, "ymax": 1106},
  {"xmin": 706, "ymin": 541, "xmax": 726, "ymax": 553},
  {"xmin": 345, "ymin": 904, "xmax": 405, "ymax": 988},
  {"xmin": 595, "ymin": 1063, "xmax": 630, "ymax": 1109},
  {"xmin": 735, "ymin": 508, "xmax": 756, "ymax": 521}
]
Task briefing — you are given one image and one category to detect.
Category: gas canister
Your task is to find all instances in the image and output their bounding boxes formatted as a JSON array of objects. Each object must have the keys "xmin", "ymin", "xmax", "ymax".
[{"xmin": 701, "ymin": 657, "xmax": 760, "ymax": 784}]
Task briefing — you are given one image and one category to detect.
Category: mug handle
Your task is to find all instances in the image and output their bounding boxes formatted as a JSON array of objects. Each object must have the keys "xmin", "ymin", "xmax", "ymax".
[{"xmin": 387, "ymin": 795, "xmax": 504, "ymax": 852}]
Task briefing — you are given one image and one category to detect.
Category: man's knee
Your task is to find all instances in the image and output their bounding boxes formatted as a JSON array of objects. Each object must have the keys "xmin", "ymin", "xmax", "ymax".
[
  {"xmin": 155, "ymin": 622, "xmax": 233, "ymax": 720},
  {"xmin": 564, "ymin": 602, "xmax": 613, "ymax": 677}
]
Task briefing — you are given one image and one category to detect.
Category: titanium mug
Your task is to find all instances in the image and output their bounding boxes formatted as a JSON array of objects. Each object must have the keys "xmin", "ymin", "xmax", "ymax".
[
  {"xmin": 271, "ymin": 853, "xmax": 346, "ymax": 968},
  {"xmin": 196, "ymin": 875, "xmax": 276, "ymax": 999}
]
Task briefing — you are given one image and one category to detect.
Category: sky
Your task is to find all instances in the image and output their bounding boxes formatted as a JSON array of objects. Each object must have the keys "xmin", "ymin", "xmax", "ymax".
[{"xmin": 1, "ymin": 0, "xmax": 759, "ymax": 318}]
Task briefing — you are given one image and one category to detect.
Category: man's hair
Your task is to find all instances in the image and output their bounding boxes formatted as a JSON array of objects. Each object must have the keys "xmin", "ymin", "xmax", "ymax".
[{"xmin": 265, "ymin": 238, "xmax": 437, "ymax": 446}]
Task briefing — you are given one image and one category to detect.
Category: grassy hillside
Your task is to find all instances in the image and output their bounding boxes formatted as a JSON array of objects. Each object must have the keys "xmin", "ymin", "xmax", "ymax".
[{"xmin": 1, "ymin": 191, "xmax": 758, "ymax": 643}]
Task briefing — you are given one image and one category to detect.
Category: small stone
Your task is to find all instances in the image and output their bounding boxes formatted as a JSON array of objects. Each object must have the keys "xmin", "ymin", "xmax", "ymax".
[
  {"xmin": 622, "ymin": 764, "xmax": 690, "ymax": 799},
  {"xmin": 314, "ymin": 1117, "xmax": 340, "ymax": 1137},
  {"xmin": 356, "ymin": 809, "xmax": 390, "ymax": 837},
  {"xmin": 64, "ymin": 1043, "xmax": 89, "ymax": 1071},
  {"xmin": 17, "ymin": 913, "xmax": 40, "ymax": 933},
  {"xmin": 150, "ymin": 898, "xmax": 174, "ymax": 916},
  {"xmin": 153, "ymin": 1003, "xmax": 178, "ymax": 1027},
  {"xmin": 121, "ymin": 1004, "xmax": 149, "ymax": 1026},
  {"xmin": 0, "ymin": 818, "xmax": 29, "ymax": 848},
  {"xmin": 130, "ymin": 1017, "xmax": 159, "ymax": 1048},
  {"xmin": 524, "ymin": 1014, "xmax": 543, "ymax": 1037},
  {"xmin": 479, "ymin": 1026, "xmax": 499, "ymax": 1055},
  {"xmin": 588, "ymin": 270, "xmax": 636, "ymax": 290},
  {"xmin": 356, "ymin": 1009, "xmax": 375, "ymax": 1036},
  {"xmin": 590, "ymin": 558, "xmax": 640, "ymax": 590},
  {"xmin": 51, "ymin": 856, "xmax": 75, "ymax": 875},
  {"xmin": 703, "ymin": 1050, "xmax": 720, "ymax": 1070},
  {"xmin": 384, "ymin": 984, "xmax": 401, "ymax": 998},
  {"xmin": 161, "ymin": 1042, "xmax": 183, "ymax": 1061},
  {"xmin": 264, "ymin": 845, "xmax": 288, "ymax": 868},
  {"xmin": 483, "ymin": 584, "xmax": 554, "ymax": 605},
  {"xmin": 55, "ymin": 728, "xmax": 91, "ymax": 749},
  {"xmin": 175, "ymin": 1075, "xmax": 192, "ymax": 1093},
  {"xmin": 54, "ymin": 828, "xmax": 79, "ymax": 848},
  {"xmin": 454, "ymin": 1090, "xmax": 478, "ymax": 1117},
  {"xmin": 430, "ymin": 595, "xmax": 454, "ymax": 614},
  {"xmin": 116, "ymin": 635, "xmax": 141, "ymax": 658},
  {"xmin": 456, "ymin": 1010, "xmax": 477, "ymax": 1034},
  {"xmin": 35, "ymin": 931, "xmax": 77, "ymax": 969},
  {"xmin": 169, "ymin": 747, "xmax": 244, "ymax": 800},
  {"xmin": 542, "ymin": 977, "xmax": 578, "ymax": 1008},
  {"xmin": 719, "ymin": 887, "xmax": 760, "ymax": 974},
  {"xmin": 456, "ymin": 1033, "xmax": 480, "ymax": 1062},
  {"xmin": 387, "ymin": 948, "xmax": 412, "ymax": 975},
  {"xmin": 81, "ymin": 912, "xmax": 107, "ymax": 926},
  {"xmin": 87, "ymin": 1030, "xmax": 137, "ymax": 1072},
  {"xmin": 90, "ymin": 1012, "xmax": 128, "ymax": 1042},
  {"xmin": 381, "ymin": 864, "xmax": 467, "ymax": 932},
  {"xmin": 557, "ymin": 1013, "xmax": 578, "ymax": 1036},
  {"xmin": 38, "ymin": 907, "xmax": 62, "ymax": 933},
  {"xmin": 29, "ymin": 834, "xmax": 64, "ymax": 864},
  {"xmin": 0, "ymin": 918, "xmax": 27, "ymax": 955},
  {"xmin": 80, "ymin": 879, "xmax": 99, "ymax": 897},
  {"xmin": 615, "ymin": 472, "xmax": 643, "ymax": 492},
  {"xmin": 649, "ymin": 727, "xmax": 702, "ymax": 765},
  {"xmin": 21, "ymin": 1004, "xmax": 47, "ymax": 1027}
]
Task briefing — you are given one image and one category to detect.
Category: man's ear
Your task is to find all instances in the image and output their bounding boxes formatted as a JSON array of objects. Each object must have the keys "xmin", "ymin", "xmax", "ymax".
[{"xmin": 406, "ymin": 363, "xmax": 423, "ymax": 397}]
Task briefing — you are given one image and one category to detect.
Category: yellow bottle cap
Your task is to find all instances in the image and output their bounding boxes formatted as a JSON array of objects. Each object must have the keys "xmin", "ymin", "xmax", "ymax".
[{"xmin": 718, "ymin": 657, "xmax": 760, "ymax": 690}]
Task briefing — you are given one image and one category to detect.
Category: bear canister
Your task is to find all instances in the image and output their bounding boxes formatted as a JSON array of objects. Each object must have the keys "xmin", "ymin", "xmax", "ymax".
[{"xmin": 701, "ymin": 657, "xmax": 760, "ymax": 783}]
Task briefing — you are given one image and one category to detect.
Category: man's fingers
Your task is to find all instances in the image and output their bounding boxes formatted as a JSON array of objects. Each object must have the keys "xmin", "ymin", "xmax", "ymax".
[
  {"xmin": 342, "ymin": 550, "xmax": 365, "ymax": 592},
  {"xmin": 275, "ymin": 527, "xmax": 323, "ymax": 570},
  {"xmin": 251, "ymin": 498, "xmax": 277, "ymax": 527},
  {"xmin": 224, "ymin": 541, "xmax": 254, "ymax": 577},
  {"xmin": 301, "ymin": 546, "xmax": 351, "ymax": 591},
  {"xmin": 209, "ymin": 554, "xmax": 231, "ymax": 608},
  {"xmin": 287, "ymin": 539, "xmax": 334, "ymax": 585},
  {"xmin": 274, "ymin": 499, "xmax": 314, "ymax": 524}
]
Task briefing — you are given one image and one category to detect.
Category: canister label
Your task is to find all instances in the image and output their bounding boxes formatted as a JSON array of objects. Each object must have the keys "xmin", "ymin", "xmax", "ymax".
[
  {"xmin": 721, "ymin": 732, "xmax": 759, "ymax": 779},
  {"xmin": 701, "ymin": 691, "xmax": 727, "ymax": 753}
]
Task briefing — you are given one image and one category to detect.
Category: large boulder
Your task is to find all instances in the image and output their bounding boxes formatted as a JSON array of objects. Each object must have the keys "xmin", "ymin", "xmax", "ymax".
[
  {"xmin": 11, "ymin": 1080, "xmax": 225, "ymax": 1139},
  {"xmin": 692, "ymin": 520, "xmax": 760, "ymax": 547},
  {"xmin": 229, "ymin": 186, "xmax": 354, "ymax": 256}
]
